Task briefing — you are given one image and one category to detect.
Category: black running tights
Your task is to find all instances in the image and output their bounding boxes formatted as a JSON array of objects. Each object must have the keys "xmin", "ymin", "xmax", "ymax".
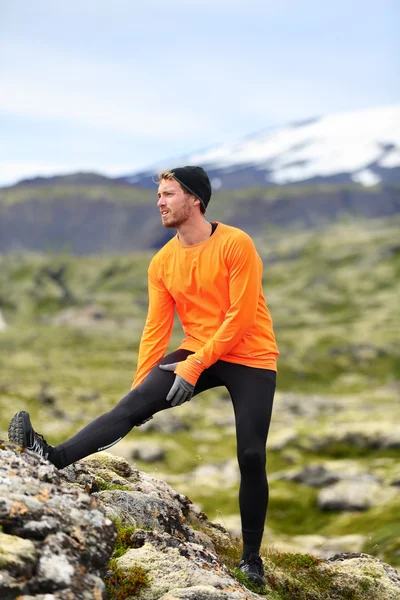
[{"xmin": 51, "ymin": 349, "xmax": 276, "ymax": 545}]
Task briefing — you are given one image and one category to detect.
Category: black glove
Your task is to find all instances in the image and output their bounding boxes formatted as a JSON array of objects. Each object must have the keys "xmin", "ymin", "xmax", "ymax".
[{"xmin": 159, "ymin": 362, "xmax": 195, "ymax": 406}]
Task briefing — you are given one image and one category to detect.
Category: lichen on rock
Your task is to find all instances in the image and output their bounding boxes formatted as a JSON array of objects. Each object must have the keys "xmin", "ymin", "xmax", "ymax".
[
  {"xmin": 1, "ymin": 442, "xmax": 400, "ymax": 600},
  {"xmin": 0, "ymin": 441, "xmax": 115, "ymax": 599}
]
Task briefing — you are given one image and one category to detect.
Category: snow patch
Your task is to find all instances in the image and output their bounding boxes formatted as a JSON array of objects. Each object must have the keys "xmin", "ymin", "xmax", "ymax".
[
  {"xmin": 379, "ymin": 148, "xmax": 400, "ymax": 168},
  {"xmin": 351, "ymin": 170, "xmax": 381, "ymax": 186},
  {"xmin": 124, "ymin": 105, "xmax": 400, "ymax": 187}
]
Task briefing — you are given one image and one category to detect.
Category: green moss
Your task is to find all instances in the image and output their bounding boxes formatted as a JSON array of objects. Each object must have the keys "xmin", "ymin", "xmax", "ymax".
[
  {"xmin": 229, "ymin": 550, "xmax": 378, "ymax": 600},
  {"xmin": 230, "ymin": 568, "xmax": 270, "ymax": 596},
  {"xmin": 269, "ymin": 551, "xmax": 322, "ymax": 570},
  {"xmin": 359, "ymin": 578, "xmax": 373, "ymax": 592},
  {"xmin": 94, "ymin": 478, "xmax": 127, "ymax": 492},
  {"xmin": 267, "ymin": 482, "xmax": 337, "ymax": 535},
  {"xmin": 212, "ymin": 532, "xmax": 347, "ymax": 600},
  {"xmin": 105, "ymin": 559, "xmax": 150, "ymax": 599},
  {"xmin": 110, "ymin": 518, "xmax": 138, "ymax": 559},
  {"xmin": 265, "ymin": 552, "xmax": 331, "ymax": 600},
  {"xmin": 209, "ymin": 530, "xmax": 242, "ymax": 570},
  {"xmin": 363, "ymin": 529, "xmax": 400, "ymax": 567},
  {"xmin": 323, "ymin": 500, "xmax": 400, "ymax": 567}
]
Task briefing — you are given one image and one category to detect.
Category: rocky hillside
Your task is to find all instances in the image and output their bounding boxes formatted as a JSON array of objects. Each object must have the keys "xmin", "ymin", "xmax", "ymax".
[{"xmin": 1, "ymin": 441, "xmax": 400, "ymax": 600}]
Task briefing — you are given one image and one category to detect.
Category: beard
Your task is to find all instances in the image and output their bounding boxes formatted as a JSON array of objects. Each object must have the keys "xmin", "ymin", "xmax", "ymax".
[{"xmin": 162, "ymin": 202, "xmax": 192, "ymax": 228}]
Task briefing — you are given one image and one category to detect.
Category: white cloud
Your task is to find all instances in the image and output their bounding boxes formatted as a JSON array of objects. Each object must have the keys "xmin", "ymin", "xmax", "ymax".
[
  {"xmin": 0, "ymin": 81, "xmax": 206, "ymax": 138},
  {"xmin": 1, "ymin": 0, "xmax": 397, "ymax": 185},
  {"xmin": 0, "ymin": 40, "xmax": 211, "ymax": 137}
]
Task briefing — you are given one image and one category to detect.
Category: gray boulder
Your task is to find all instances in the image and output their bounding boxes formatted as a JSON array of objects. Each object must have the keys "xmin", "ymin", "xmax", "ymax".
[
  {"xmin": 317, "ymin": 481, "xmax": 396, "ymax": 511},
  {"xmin": 272, "ymin": 462, "xmax": 382, "ymax": 487},
  {"xmin": 131, "ymin": 441, "xmax": 167, "ymax": 462},
  {"xmin": 139, "ymin": 411, "xmax": 191, "ymax": 433},
  {"xmin": 0, "ymin": 441, "xmax": 115, "ymax": 600},
  {"xmin": 306, "ymin": 422, "xmax": 400, "ymax": 452}
]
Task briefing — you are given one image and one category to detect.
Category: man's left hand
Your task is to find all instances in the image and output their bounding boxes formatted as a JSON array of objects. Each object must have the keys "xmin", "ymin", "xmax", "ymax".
[{"xmin": 159, "ymin": 362, "xmax": 195, "ymax": 406}]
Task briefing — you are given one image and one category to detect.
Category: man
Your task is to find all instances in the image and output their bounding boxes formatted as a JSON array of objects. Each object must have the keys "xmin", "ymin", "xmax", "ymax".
[{"xmin": 8, "ymin": 166, "xmax": 279, "ymax": 586}]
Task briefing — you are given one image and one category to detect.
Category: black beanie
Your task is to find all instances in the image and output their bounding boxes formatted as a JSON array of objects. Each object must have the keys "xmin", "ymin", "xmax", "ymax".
[{"xmin": 171, "ymin": 166, "xmax": 212, "ymax": 210}]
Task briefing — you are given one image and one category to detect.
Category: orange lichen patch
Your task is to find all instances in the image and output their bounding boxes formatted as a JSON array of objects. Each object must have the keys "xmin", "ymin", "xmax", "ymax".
[
  {"xmin": 93, "ymin": 585, "xmax": 104, "ymax": 600},
  {"xmin": 10, "ymin": 500, "xmax": 28, "ymax": 516},
  {"xmin": 36, "ymin": 487, "xmax": 51, "ymax": 502}
]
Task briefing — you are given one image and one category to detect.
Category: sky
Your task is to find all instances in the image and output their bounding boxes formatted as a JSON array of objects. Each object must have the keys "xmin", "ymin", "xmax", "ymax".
[{"xmin": 0, "ymin": 0, "xmax": 398, "ymax": 186}]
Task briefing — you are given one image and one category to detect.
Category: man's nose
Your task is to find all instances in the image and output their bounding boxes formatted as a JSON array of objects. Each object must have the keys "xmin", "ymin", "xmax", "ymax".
[{"xmin": 157, "ymin": 197, "xmax": 165, "ymax": 207}]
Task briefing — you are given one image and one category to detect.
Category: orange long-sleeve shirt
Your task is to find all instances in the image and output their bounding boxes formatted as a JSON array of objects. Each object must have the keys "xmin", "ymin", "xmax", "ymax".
[{"xmin": 131, "ymin": 222, "xmax": 279, "ymax": 389}]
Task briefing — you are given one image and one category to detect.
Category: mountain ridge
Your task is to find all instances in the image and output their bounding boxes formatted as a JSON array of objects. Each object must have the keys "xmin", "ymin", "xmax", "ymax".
[
  {"xmin": 0, "ymin": 105, "xmax": 398, "ymax": 253},
  {"xmin": 121, "ymin": 105, "xmax": 400, "ymax": 190}
]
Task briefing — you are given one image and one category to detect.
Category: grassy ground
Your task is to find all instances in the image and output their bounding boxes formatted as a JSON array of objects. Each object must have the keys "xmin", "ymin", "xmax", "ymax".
[{"xmin": 0, "ymin": 216, "xmax": 399, "ymax": 567}]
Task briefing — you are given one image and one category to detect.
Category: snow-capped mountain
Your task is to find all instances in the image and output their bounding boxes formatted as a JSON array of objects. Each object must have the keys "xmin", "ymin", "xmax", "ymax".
[{"xmin": 122, "ymin": 105, "xmax": 400, "ymax": 190}]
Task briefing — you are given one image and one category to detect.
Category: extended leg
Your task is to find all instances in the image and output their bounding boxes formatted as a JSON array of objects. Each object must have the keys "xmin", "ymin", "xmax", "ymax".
[
  {"xmin": 9, "ymin": 349, "xmax": 221, "ymax": 469},
  {"xmin": 52, "ymin": 349, "xmax": 203, "ymax": 467}
]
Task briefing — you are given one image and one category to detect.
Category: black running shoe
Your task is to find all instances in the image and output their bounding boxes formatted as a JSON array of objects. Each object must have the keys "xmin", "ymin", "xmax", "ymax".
[
  {"xmin": 239, "ymin": 553, "xmax": 266, "ymax": 586},
  {"xmin": 8, "ymin": 411, "xmax": 52, "ymax": 459}
]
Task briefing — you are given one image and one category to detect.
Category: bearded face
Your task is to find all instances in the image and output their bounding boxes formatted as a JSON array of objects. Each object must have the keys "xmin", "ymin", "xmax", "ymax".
[{"xmin": 158, "ymin": 179, "xmax": 195, "ymax": 228}]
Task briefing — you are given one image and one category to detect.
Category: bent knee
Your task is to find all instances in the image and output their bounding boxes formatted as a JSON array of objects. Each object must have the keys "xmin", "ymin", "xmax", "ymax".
[
  {"xmin": 110, "ymin": 387, "xmax": 147, "ymax": 420},
  {"xmin": 238, "ymin": 447, "xmax": 266, "ymax": 472}
]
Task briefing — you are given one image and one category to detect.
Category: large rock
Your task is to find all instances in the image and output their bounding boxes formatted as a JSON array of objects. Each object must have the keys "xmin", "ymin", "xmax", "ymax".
[
  {"xmin": 272, "ymin": 464, "xmax": 340, "ymax": 486},
  {"xmin": 317, "ymin": 481, "xmax": 396, "ymax": 511},
  {"xmin": 275, "ymin": 392, "xmax": 346, "ymax": 419},
  {"xmin": 49, "ymin": 304, "xmax": 111, "ymax": 328},
  {"xmin": 272, "ymin": 462, "xmax": 382, "ymax": 487},
  {"xmin": 2, "ymin": 443, "xmax": 400, "ymax": 600},
  {"xmin": 188, "ymin": 459, "xmax": 239, "ymax": 488},
  {"xmin": 325, "ymin": 553, "xmax": 400, "ymax": 598},
  {"xmin": 0, "ymin": 441, "xmax": 115, "ymax": 600},
  {"xmin": 60, "ymin": 453, "xmax": 230, "ymax": 553},
  {"xmin": 131, "ymin": 441, "xmax": 167, "ymax": 462},
  {"xmin": 305, "ymin": 422, "xmax": 400, "ymax": 452},
  {"xmin": 115, "ymin": 533, "xmax": 261, "ymax": 600},
  {"xmin": 138, "ymin": 411, "xmax": 191, "ymax": 433}
]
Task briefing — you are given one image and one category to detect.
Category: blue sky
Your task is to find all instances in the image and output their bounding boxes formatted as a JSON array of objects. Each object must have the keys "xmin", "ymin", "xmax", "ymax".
[{"xmin": 0, "ymin": 0, "xmax": 398, "ymax": 186}]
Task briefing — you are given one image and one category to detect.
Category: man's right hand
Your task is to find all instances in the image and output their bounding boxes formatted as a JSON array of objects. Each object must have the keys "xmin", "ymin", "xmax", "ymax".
[{"xmin": 159, "ymin": 362, "xmax": 195, "ymax": 406}]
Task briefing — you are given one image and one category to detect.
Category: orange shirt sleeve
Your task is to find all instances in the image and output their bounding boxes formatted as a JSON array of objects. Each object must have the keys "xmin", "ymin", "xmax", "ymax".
[
  {"xmin": 175, "ymin": 233, "xmax": 260, "ymax": 386},
  {"xmin": 131, "ymin": 259, "xmax": 175, "ymax": 389}
]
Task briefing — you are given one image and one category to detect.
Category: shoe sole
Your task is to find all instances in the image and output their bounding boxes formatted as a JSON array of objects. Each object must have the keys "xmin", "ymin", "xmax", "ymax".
[
  {"xmin": 8, "ymin": 410, "xmax": 30, "ymax": 447},
  {"xmin": 247, "ymin": 574, "xmax": 266, "ymax": 587},
  {"xmin": 239, "ymin": 566, "xmax": 266, "ymax": 587}
]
